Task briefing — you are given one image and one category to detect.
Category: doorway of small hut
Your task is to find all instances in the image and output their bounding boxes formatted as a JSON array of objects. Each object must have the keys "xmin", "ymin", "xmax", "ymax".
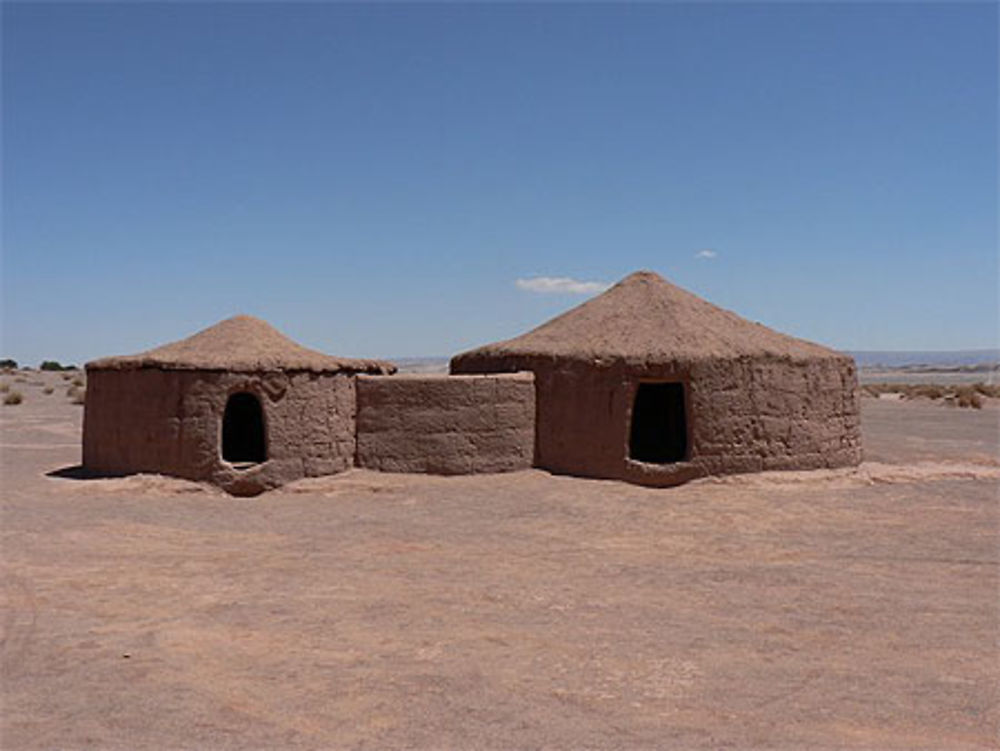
[
  {"xmin": 222, "ymin": 392, "xmax": 267, "ymax": 467},
  {"xmin": 629, "ymin": 382, "xmax": 687, "ymax": 463}
]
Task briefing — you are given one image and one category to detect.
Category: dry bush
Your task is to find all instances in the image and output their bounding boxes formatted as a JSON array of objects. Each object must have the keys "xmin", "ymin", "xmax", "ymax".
[
  {"xmin": 60, "ymin": 373, "xmax": 72, "ymax": 381},
  {"xmin": 0, "ymin": 383, "xmax": 8, "ymax": 394},
  {"xmin": 71, "ymin": 377, "xmax": 85, "ymax": 388},
  {"xmin": 972, "ymin": 382, "xmax": 1000, "ymax": 398},
  {"xmin": 862, "ymin": 382, "xmax": 988, "ymax": 408},
  {"xmin": 67, "ymin": 386, "xmax": 85, "ymax": 405},
  {"xmin": 954, "ymin": 386, "xmax": 984, "ymax": 409},
  {"xmin": 4, "ymin": 391, "xmax": 23, "ymax": 405},
  {"xmin": 43, "ymin": 386, "xmax": 54, "ymax": 395}
]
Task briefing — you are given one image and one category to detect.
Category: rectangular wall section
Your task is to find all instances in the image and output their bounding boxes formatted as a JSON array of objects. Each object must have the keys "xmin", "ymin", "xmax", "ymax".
[{"xmin": 356, "ymin": 373, "xmax": 535, "ymax": 474}]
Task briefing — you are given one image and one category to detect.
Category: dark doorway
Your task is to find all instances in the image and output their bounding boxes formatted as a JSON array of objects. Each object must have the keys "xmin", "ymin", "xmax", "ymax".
[
  {"xmin": 222, "ymin": 392, "xmax": 266, "ymax": 465},
  {"xmin": 629, "ymin": 382, "xmax": 687, "ymax": 463}
]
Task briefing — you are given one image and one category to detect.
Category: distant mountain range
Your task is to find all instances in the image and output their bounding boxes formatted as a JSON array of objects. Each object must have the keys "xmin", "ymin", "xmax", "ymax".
[
  {"xmin": 394, "ymin": 351, "xmax": 1000, "ymax": 373},
  {"xmin": 848, "ymin": 350, "xmax": 999, "ymax": 369},
  {"xmin": 392, "ymin": 357, "xmax": 450, "ymax": 374}
]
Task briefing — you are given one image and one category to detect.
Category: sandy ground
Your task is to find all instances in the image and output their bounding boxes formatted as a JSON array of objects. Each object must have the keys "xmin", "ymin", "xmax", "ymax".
[{"xmin": 1, "ymin": 371, "xmax": 998, "ymax": 750}]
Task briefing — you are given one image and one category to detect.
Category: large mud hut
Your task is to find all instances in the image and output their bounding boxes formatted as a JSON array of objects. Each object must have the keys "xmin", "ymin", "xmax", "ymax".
[
  {"xmin": 84, "ymin": 315, "xmax": 395, "ymax": 496},
  {"xmin": 451, "ymin": 270, "xmax": 862, "ymax": 486}
]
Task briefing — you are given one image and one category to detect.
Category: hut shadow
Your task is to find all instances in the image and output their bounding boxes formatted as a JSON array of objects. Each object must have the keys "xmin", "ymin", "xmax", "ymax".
[{"xmin": 46, "ymin": 465, "xmax": 129, "ymax": 481}]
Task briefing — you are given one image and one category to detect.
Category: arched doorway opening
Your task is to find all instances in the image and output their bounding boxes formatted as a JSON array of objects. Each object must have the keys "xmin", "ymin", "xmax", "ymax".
[{"xmin": 222, "ymin": 392, "xmax": 266, "ymax": 465}]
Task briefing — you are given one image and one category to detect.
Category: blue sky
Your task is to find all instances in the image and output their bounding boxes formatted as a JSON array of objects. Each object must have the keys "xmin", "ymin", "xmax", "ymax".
[{"xmin": 2, "ymin": 2, "xmax": 996, "ymax": 365}]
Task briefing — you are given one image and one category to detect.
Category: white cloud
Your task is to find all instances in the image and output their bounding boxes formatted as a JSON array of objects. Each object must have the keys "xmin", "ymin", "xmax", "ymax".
[
  {"xmin": 695, "ymin": 249, "xmax": 718, "ymax": 259},
  {"xmin": 515, "ymin": 276, "xmax": 611, "ymax": 295}
]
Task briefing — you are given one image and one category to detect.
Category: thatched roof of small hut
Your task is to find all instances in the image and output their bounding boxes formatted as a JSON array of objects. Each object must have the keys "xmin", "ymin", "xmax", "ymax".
[{"xmin": 88, "ymin": 315, "xmax": 396, "ymax": 374}]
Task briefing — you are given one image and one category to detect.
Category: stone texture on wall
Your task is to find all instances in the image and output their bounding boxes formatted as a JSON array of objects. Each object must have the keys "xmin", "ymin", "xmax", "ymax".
[
  {"xmin": 450, "ymin": 353, "xmax": 861, "ymax": 487},
  {"xmin": 356, "ymin": 373, "xmax": 535, "ymax": 474},
  {"xmin": 83, "ymin": 368, "xmax": 356, "ymax": 496}
]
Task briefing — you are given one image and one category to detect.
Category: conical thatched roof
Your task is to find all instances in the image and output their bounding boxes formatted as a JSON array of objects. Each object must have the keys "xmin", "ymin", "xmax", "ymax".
[
  {"xmin": 88, "ymin": 315, "xmax": 396, "ymax": 374},
  {"xmin": 453, "ymin": 271, "xmax": 845, "ymax": 366}
]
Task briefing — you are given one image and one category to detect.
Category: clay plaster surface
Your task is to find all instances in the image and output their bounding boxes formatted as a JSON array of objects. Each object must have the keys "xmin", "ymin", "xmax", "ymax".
[{"xmin": 356, "ymin": 372, "xmax": 534, "ymax": 474}]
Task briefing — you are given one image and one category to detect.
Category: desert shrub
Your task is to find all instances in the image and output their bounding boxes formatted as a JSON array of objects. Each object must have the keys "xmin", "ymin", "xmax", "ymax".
[
  {"xmin": 862, "ymin": 381, "xmax": 993, "ymax": 408},
  {"xmin": 4, "ymin": 391, "xmax": 23, "ymax": 405},
  {"xmin": 953, "ymin": 386, "xmax": 983, "ymax": 409},
  {"xmin": 861, "ymin": 383, "xmax": 908, "ymax": 398},
  {"xmin": 40, "ymin": 361, "xmax": 66, "ymax": 371},
  {"xmin": 67, "ymin": 385, "xmax": 85, "ymax": 405},
  {"xmin": 60, "ymin": 373, "xmax": 72, "ymax": 381},
  {"xmin": 0, "ymin": 359, "xmax": 16, "ymax": 370},
  {"xmin": 913, "ymin": 384, "xmax": 945, "ymax": 400},
  {"xmin": 0, "ymin": 383, "xmax": 8, "ymax": 394},
  {"xmin": 71, "ymin": 377, "xmax": 84, "ymax": 387},
  {"xmin": 958, "ymin": 392, "xmax": 983, "ymax": 409},
  {"xmin": 971, "ymin": 382, "xmax": 1000, "ymax": 398},
  {"xmin": 43, "ymin": 386, "xmax": 54, "ymax": 395}
]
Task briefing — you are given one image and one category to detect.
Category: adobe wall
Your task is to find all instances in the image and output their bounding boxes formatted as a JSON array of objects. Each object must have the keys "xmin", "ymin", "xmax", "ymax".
[
  {"xmin": 451, "ymin": 353, "xmax": 861, "ymax": 486},
  {"xmin": 355, "ymin": 373, "xmax": 535, "ymax": 474},
  {"xmin": 684, "ymin": 355, "xmax": 862, "ymax": 475},
  {"xmin": 83, "ymin": 368, "xmax": 356, "ymax": 495}
]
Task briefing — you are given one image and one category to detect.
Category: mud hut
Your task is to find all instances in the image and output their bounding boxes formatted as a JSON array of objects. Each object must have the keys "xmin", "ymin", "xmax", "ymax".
[
  {"xmin": 451, "ymin": 270, "xmax": 862, "ymax": 486},
  {"xmin": 84, "ymin": 315, "xmax": 395, "ymax": 495}
]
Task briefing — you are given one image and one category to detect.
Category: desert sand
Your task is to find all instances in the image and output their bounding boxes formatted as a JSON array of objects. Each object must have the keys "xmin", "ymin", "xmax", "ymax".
[{"xmin": 2, "ymin": 371, "xmax": 997, "ymax": 749}]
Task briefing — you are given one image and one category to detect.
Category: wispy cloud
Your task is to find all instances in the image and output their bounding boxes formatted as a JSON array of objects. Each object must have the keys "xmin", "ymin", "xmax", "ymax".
[
  {"xmin": 694, "ymin": 249, "xmax": 718, "ymax": 259},
  {"xmin": 515, "ymin": 276, "xmax": 611, "ymax": 295}
]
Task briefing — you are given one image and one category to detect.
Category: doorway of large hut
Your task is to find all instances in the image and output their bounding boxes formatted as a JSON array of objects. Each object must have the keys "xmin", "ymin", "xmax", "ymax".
[
  {"xmin": 629, "ymin": 382, "xmax": 687, "ymax": 464},
  {"xmin": 222, "ymin": 392, "xmax": 267, "ymax": 467}
]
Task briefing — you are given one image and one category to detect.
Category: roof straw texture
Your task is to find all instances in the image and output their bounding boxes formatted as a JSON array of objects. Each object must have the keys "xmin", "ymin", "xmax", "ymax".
[
  {"xmin": 454, "ymin": 271, "xmax": 846, "ymax": 365},
  {"xmin": 88, "ymin": 315, "xmax": 396, "ymax": 374}
]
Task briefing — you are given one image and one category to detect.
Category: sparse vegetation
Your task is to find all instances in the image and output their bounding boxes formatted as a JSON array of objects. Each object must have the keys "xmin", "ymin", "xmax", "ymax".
[
  {"xmin": 43, "ymin": 386, "xmax": 54, "ymax": 395},
  {"xmin": 71, "ymin": 376, "xmax": 85, "ymax": 388},
  {"xmin": 0, "ymin": 359, "xmax": 17, "ymax": 370},
  {"xmin": 956, "ymin": 390, "xmax": 983, "ymax": 409},
  {"xmin": 61, "ymin": 373, "xmax": 72, "ymax": 381},
  {"xmin": 4, "ymin": 391, "xmax": 23, "ymax": 405},
  {"xmin": 67, "ymin": 385, "xmax": 85, "ymax": 405},
  {"xmin": 40, "ymin": 361, "xmax": 68, "ymax": 371},
  {"xmin": 0, "ymin": 383, "xmax": 8, "ymax": 394},
  {"xmin": 861, "ymin": 381, "xmax": 998, "ymax": 408}
]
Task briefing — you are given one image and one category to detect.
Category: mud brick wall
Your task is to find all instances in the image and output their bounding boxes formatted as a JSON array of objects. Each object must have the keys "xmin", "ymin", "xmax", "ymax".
[
  {"xmin": 355, "ymin": 373, "xmax": 535, "ymax": 474},
  {"xmin": 83, "ymin": 368, "xmax": 357, "ymax": 496},
  {"xmin": 687, "ymin": 355, "xmax": 862, "ymax": 474}
]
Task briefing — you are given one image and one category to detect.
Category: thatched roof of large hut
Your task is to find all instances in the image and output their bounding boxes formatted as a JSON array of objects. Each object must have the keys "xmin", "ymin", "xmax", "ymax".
[
  {"xmin": 453, "ymin": 271, "xmax": 846, "ymax": 367},
  {"xmin": 88, "ymin": 315, "xmax": 396, "ymax": 374}
]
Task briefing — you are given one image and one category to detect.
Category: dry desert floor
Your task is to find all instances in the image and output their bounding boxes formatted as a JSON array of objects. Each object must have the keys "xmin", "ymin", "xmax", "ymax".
[{"xmin": 2, "ymin": 371, "xmax": 998, "ymax": 750}]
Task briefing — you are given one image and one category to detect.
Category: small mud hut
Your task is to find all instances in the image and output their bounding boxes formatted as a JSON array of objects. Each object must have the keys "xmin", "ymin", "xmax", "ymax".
[
  {"xmin": 84, "ymin": 315, "xmax": 395, "ymax": 495},
  {"xmin": 451, "ymin": 270, "xmax": 861, "ymax": 486}
]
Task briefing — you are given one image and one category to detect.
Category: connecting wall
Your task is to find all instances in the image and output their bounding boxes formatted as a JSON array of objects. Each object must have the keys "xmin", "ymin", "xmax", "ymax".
[{"xmin": 355, "ymin": 373, "xmax": 535, "ymax": 474}]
